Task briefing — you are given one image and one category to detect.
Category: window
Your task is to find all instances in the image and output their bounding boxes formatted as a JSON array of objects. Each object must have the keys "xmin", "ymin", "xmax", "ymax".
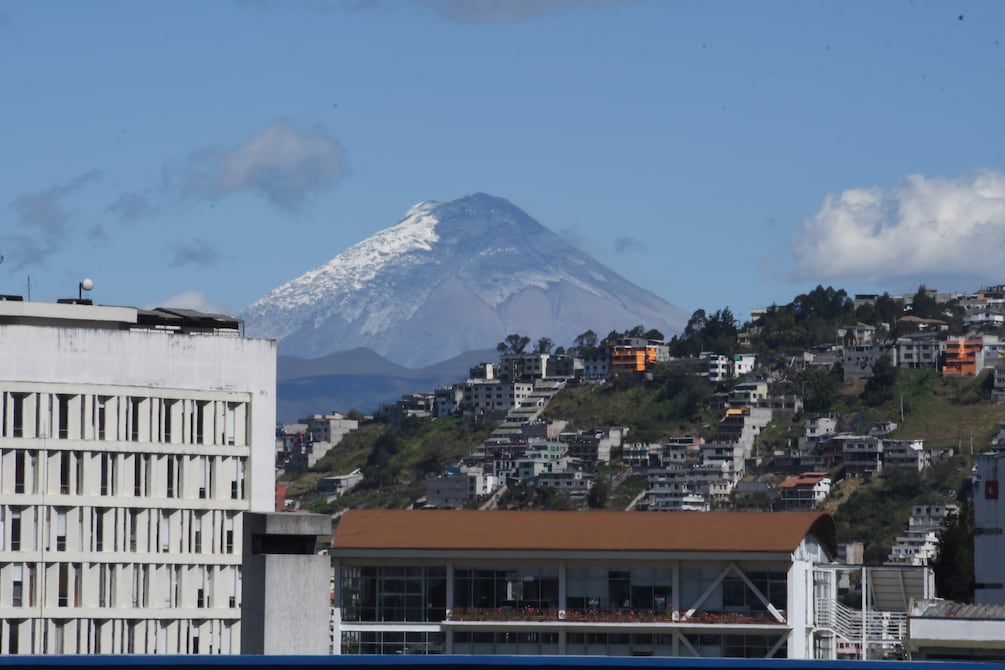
[
  {"xmin": 224, "ymin": 403, "xmax": 236, "ymax": 445},
  {"xmin": 130, "ymin": 397, "xmax": 142, "ymax": 442},
  {"xmin": 723, "ymin": 571, "xmax": 787, "ymax": 613},
  {"xmin": 12, "ymin": 564, "xmax": 23, "ymax": 607},
  {"xmin": 55, "ymin": 510, "xmax": 66, "ymax": 551},
  {"xmin": 166, "ymin": 456, "xmax": 176, "ymax": 498},
  {"xmin": 230, "ymin": 459, "xmax": 240, "ymax": 500},
  {"xmin": 160, "ymin": 510, "xmax": 171, "ymax": 552},
  {"xmin": 100, "ymin": 453, "xmax": 112, "ymax": 496},
  {"xmin": 162, "ymin": 399, "xmax": 175, "ymax": 443},
  {"xmin": 192, "ymin": 514, "xmax": 203, "ymax": 553},
  {"xmin": 196, "ymin": 566, "xmax": 207, "ymax": 608},
  {"xmin": 14, "ymin": 451, "xmax": 24, "ymax": 494},
  {"xmin": 12, "ymin": 393, "xmax": 25, "ymax": 438},
  {"xmin": 58, "ymin": 563, "xmax": 69, "ymax": 607},
  {"xmin": 96, "ymin": 396, "xmax": 108, "ymax": 441},
  {"xmin": 229, "ymin": 567, "xmax": 238, "ymax": 608},
  {"xmin": 199, "ymin": 457, "xmax": 208, "ymax": 499},
  {"xmin": 57, "ymin": 395, "xmax": 69, "ymax": 439},
  {"xmin": 224, "ymin": 515, "xmax": 234, "ymax": 553},
  {"xmin": 10, "ymin": 509, "xmax": 21, "ymax": 551},
  {"xmin": 60, "ymin": 451, "xmax": 71, "ymax": 494},
  {"xmin": 128, "ymin": 509, "xmax": 138, "ymax": 552}
]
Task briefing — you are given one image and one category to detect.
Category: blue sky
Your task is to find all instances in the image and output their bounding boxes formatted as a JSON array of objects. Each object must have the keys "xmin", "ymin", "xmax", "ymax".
[{"xmin": 2, "ymin": 0, "xmax": 1004, "ymax": 327}]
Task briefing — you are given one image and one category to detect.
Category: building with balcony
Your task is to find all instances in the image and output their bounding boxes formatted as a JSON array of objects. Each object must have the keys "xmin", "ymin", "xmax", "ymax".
[
  {"xmin": 610, "ymin": 339, "xmax": 668, "ymax": 374},
  {"xmin": 778, "ymin": 473, "xmax": 832, "ymax": 511},
  {"xmin": 942, "ymin": 337, "xmax": 984, "ymax": 376},
  {"xmin": 331, "ymin": 509, "xmax": 845, "ymax": 659}
]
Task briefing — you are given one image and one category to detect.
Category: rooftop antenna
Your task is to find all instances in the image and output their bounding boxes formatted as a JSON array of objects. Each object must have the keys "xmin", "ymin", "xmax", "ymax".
[{"xmin": 79, "ymin": 277, "xmax": 94, "ymax": 301}]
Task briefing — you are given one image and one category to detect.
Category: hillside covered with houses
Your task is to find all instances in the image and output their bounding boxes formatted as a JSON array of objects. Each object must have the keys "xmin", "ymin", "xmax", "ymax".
[{"xmin": 279, "ymin": 283, "xmax": 1005, "ymax": 596}]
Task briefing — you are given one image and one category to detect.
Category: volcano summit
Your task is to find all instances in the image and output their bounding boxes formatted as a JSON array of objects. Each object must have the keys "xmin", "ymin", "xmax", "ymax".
[{"xmin": 239, "ymin": 193, "xmax": 687, "ymax": 367}]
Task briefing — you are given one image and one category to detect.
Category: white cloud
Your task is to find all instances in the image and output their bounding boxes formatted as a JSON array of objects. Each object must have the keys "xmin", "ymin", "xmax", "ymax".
[
  {"xmin": 168, "ymin": 119, "xmax": 346, "ymax": 212},
  {"xmin": 145, "ymin": 290, "xmax": 230, "ymax": 315},
  {"xmin": 790, "ymin": 170, "xmax": 1005, "ymax": 285}
]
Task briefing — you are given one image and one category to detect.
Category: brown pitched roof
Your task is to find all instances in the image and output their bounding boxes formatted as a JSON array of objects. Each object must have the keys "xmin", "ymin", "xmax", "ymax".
[
  {"xmin": 333, "ymin": 509, "xmax": 836, "ymax": 558},
  {"xmin": 779, "ymin": 472, "xmax": 830, "ymax": 489}
]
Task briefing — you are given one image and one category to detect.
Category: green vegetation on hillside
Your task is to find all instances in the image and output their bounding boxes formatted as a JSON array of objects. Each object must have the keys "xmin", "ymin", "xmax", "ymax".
[{"xmin": 286, "ymin": 283, "xmax": 1000, "ymax": 598}]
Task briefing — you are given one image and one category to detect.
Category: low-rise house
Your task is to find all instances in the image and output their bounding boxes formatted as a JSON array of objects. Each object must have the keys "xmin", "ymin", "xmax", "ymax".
[
  {"xmin": 435, "ymin": 385, "xmax": 465, "ymax": 417},
  {"xmin": 965, "ymin": 310, "xmax": 1005, "ymax": 329},
  {"xmin": 561, "ymin": 431, "xmax": 612, "ymax": 467},
  {"xmin": 499, "ymin": 353, "xmax": 550, "ymax": 382},
  {"xmin": 757, "ymin": 394, "xmax": 804, "ymax": 417},
  {"xmin": 868, "ymin": 421, "xmax": 898, "ymax": 436},
  {"xmin": 580, "ymin": 351, "xmax": 610, "ymax": 379},
  {"xmin": 302, "ymin": 412, "xmax": 359, "ymax": 445},
  {"xmin": 893, "ymin": 333, "xmax": 944, "ymax": 370},
  {"xmin": 463, "ymin": 379, "xmax": 535, "ymax": 413},
  {"xmin": 732, "ymin": 353, "xmax": 757, "ymax": 376},
  {"xmin": 897, "ymin": 315, "xmax": 949, "ymax": 332},
  {"xmin": 843, "ymin": 343, "xmax": 894, "ymax": 382},
  {"xmin": 383, "ymin": 393, "xmax": 435, "ymax": 429},
  {"xmin": 887, "ymin": 504, "xmax": 958, "ymax": 566},
  {"xmin": 804, "ymin": 417, "xmax": 837, "ymax": 441},
  {"xmin": 318, "ymin": 468, "xmax": 364, "ymax": 499},
  {"xmin": 546, "ymin": 353, "xmax": 582, "ymax": 378},
  {"xmin": 834, "ymin": 435, "xmax": 883, "ymax": 477},
  {"xmin": 883, "ymin": 439, "xmax": 929, "ymax": 472},
  {"xmin": 728, "ymin": 380, "xmax": 768, "ymax": 406},
  {"xmin": 277, "ymin": 424, "xmax": 312, "ymax": 472},
  {"xmin": 838, "ymin": 323, "xmax": 876, "ymax": 346},
  {"xmin": 778, "ymin": 472, "xmax": 832, "ymax": 510},
  {"xmin": 534, "ymin": 470, "xmax": 593, "ymax": 497},
  {"xmin": 700, "ymin": 352, "xmax": 733, "ymax": 382},
  {"xmin": 426, "ymin": 469, "xmax": 498, "ymax": 509}
]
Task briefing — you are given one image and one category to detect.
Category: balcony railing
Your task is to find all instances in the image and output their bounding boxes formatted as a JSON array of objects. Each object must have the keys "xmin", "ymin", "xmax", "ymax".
[
  {"xmin": 447, "ymin": 607, "xmax": 784, "ymax": 625},
  {"xmin": 815, "ymin": 597, "xmax": 906, "ymax": 647}
]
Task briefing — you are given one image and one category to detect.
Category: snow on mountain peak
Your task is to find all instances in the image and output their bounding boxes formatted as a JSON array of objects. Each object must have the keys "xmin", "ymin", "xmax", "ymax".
[
  {"xmin": 244, "ymin": 200, "xmax": 441, "ymax": 317},
  {"xmin": 239, "ymin": 193, "xmax": 687, "ymax": 365}
]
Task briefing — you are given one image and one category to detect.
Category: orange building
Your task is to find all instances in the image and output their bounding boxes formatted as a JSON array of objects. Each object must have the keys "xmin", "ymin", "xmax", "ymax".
[
  {"xmin": 941, "ymin": 338, "xmax": 984, "ymax": 376},
  {"xmin": 609, "ymin": 338, "xmax": 666, "ymax": 373}
]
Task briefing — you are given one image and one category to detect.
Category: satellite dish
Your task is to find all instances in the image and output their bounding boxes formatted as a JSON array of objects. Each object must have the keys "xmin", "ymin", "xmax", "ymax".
[{"xmin": 81, "ymin": 278, "xmax": 94, "ymax": 291}]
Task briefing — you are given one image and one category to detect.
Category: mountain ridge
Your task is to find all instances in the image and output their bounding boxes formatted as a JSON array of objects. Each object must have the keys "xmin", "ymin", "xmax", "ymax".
[{"xmin": 240, "ymin": 193, "xmax": 687, "ymax": 367}]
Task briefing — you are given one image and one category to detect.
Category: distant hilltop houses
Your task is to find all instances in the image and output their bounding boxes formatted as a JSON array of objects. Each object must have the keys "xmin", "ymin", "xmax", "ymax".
[{"xmin": 283, "ymin": 281, "xmax": 1005, "ymax": 513}]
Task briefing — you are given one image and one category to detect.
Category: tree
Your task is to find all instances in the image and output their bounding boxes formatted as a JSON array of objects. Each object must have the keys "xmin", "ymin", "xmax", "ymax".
[
  {"xmin": 932, "ymin": 503, "xmax": 974, "ymax": 602},
  {"xmin": 497, "ymin": 333, "xmax": 530, "ymax": 355},
  {"xmin": 643, "ymin": 328, "xmax": 665, "ymax": 342},
  {"xmin": 862, "ymin": 355, "xmax": 897, "ymax": 407},
  {"xmin": 535, "ymin": 337, "xmax": 554, "ymax": 354},
  {"xmin": 909, "ymin": 285, "xmax": 940, "ymax": 319},
  {"xmin": 572, "ymin": 330, "xmax": 599, "ymax": 355},
  {"xmin": 587, "ymin": 480, "xmax": 610, "ymax": 509}
]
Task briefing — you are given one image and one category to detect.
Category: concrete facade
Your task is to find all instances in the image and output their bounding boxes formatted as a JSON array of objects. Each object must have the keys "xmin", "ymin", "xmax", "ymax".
[{"xmin": 0, "ymin": 301, "xmax": 275, "ymax": 654}]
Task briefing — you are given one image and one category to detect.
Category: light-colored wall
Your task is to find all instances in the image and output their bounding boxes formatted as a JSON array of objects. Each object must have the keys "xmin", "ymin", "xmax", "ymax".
[{"xmin": 0, "ymin": 323, "xmax": 276, "ymax": 512}]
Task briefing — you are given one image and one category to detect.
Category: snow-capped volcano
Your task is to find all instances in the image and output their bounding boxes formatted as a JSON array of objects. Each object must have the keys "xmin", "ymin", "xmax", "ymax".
[{"xmin": 239, "ymin": 193, "xmax": 688, "ymax": 367}]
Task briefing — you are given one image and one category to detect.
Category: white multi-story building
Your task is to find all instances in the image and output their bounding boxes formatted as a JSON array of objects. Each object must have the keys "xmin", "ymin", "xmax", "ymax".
[{"xmin": 0, "ymin": 300, "xmax": 284, "ymax": 654}]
